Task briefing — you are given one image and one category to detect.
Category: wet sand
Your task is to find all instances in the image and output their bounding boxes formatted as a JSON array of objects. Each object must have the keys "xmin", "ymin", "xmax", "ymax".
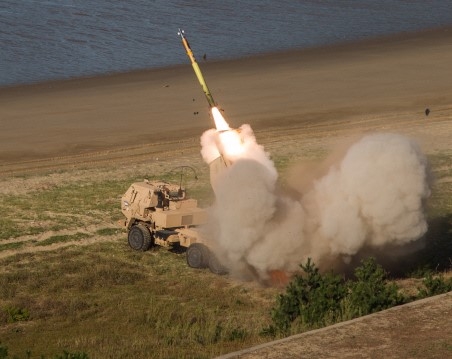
[{"xmin": 1, "ymin": 26, "xmax": 452, "ymax": 169}]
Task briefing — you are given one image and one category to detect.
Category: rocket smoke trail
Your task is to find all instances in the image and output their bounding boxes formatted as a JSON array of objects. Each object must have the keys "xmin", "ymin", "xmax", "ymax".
[
  {"xmin": 200, "ymin": 125, "xmax": 431, "ymax": 283},
  {"xmin": 178, "ymin": 29, "xmax": 431, "ymax": 283}
]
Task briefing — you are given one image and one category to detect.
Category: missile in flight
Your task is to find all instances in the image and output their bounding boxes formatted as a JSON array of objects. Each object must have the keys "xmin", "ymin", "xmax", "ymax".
[{"xmin": 178, "ymin": 29, "xmax": 216, "ymax": 108}]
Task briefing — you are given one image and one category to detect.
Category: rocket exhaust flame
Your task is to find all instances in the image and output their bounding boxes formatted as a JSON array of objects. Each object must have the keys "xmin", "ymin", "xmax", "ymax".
[
  {"xmin": 211, "ymin": 107, "xmax": 230, "ymax": 131},
  {"xmin": 211, "ymin": 106, "xmax": 245, "ymax": 158},
  {"xmin": 218, "ymin": 129, "xmax": 245, "ymax": 158}
]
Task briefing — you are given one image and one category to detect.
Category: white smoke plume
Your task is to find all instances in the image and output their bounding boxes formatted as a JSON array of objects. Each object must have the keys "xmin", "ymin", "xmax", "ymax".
[{"xmin": 200, "ymin": 126, "xmax": 431, "ymax": 283}]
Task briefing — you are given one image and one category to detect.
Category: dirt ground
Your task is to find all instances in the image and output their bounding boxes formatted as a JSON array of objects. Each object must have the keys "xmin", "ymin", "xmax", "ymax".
[
  {"xmin": 1, "ymin": 27, "xmax": 452, "ymax": 357},
  {"xmin": 218, "ymin": 293, "xmax": 452, "ymax": 359}
]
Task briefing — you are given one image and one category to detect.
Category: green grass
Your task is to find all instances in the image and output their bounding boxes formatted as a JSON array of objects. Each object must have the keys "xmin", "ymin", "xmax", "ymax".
[
  {"xmin": 0, "ymin": 242, "xmax": 276, "ymax": 358},
  {"xmin": 0, "ymin": 179, "xmax": 136, "ymax": 240},
  {"xmin": 271, "ymin": 155, "xmax": 294, "ymax": 173},
  {"xmin": 427, "ymin": 151, "xmax": 452, "ymax": 218},
  {"xmin": 415, "ymin": 151, "xmax": 452, "ymax": 272},
  {"xmin": 0, "ymin": 149, "xmax": 451, "ymax": 358},
  {"xmin": 95, "ymin": 227, "xmax": 120, "ymax": 236},
  {"xmin": 0, "ymin": 241, "xmax": 25, "ymax": 252},
  {"xmin": 0, "ymin": 173, "xmax": 214, "ymax": 241},
  {"xmin": 34, "ymin": 232, "xmax": 92, "ymax": 247},
  {"xmin": 0, "ymin": 169, "xmax": 271, "ymax": 358}
]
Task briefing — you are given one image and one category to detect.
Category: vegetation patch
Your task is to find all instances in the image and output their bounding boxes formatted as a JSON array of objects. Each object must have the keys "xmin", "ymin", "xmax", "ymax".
[
  {"xmin": 269, "ymin": 258, "xmax": 452, "ymax": 336},
  {"xmin": 427, "ymin": 151, "xmax": 452, "ymax": 216},
  {"xmin": 0, "ymin": 343, "xmax": 89, "ymax": 359},
  {"xmin": 0, "ymin": 243, "xmax": 276, "ymax": 358},
  {"xmin": 0, "ymin": 241, "xmax": 25, "ymax": 252},
  {"xmin": 95, "ymin": 227, "xmax": 120, "ymax": 236},
  {"xmin": 35, "ymin": 232, "xmax": 91, "ymax": 247},
  {"xmin": 0, "ymin": 180, "xmax": 131, "ymax": 240},
  {"xmin": 417, "ymin": 272, "xmax": 452, "ymax": 298},
  {"xmin": 2, "ymin": 305, "xmax": 30, "ymax": 323}
]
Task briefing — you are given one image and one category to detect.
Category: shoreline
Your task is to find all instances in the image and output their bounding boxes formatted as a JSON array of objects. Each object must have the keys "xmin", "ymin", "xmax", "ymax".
[
  {"xmin": 1, "ymin": 25, "xmax": 452, "ymax": 171},
  {"xmin": 2, "ymin": 24, "xmax": 452, "ymax": 92}
]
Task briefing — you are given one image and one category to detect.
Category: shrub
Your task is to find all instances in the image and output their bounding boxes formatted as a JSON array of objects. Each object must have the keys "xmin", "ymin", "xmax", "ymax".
[
  {"xmin": 417, "ymin": 272, "xmax": 452, "ymax": 298},
  {"xmin": 270, "ymin": 257, "xmax": 406, "ymax": 334},
  {"xmin": 228, "ymin": 327, "xmax": 248, "ymax": 341},
  {"xmin": 347, "ymin": 257, "xmax": 406, "ymax": 317},
  {"xmin": 3, "ymin": 305, "xmax": 30, "ymax": 323},
  {"xmin": 271, "ymin": 258, "xmax": 346, "ymax": 333}
]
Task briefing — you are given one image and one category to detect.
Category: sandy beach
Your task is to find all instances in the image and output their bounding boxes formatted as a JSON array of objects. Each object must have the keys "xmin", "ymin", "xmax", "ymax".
[{"xmin": 1, "ymin": 26, "xmax": 452, "ymax": 175}]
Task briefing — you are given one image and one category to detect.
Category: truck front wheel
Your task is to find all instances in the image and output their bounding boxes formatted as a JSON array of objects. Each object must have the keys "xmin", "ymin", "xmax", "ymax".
[
  {"xmin": 128, "ymin": 224, "xmax": 152, "ymax": 251},
  {"xmin": 186, "ymin": 243, "xmax": 209, "ymax": 269}
]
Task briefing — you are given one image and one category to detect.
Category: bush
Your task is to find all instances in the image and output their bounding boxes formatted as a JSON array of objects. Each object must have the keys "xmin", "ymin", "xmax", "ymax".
[
  {"xmin": 347, "ymin": 257, "xmax": 406, "ymax": 317},
  {"xmin": 270, "ymin": 257, "xmax": 407, "ymax": 334},
  {"xmin": 3, "ymin": 306, "xmax": 30, "ymax": 323},
  {"xmin": 417, "ymin": 272, "xmax": 452, "ymax": 298},
  {"xmin": 271, "ymin": 258, "xmax": 346, "ymax": 333}
]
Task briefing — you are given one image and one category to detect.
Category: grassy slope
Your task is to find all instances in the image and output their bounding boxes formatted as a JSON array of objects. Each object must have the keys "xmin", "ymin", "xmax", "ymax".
[
  {"xmin": 0, "ymin": 150, "xmax": 451, "ymax": 358},
  {"xmin": 0, "ymin": 242, "xmax": 277, "ymax": 358},
  {"xmin": 0, "ymin": 168, "xmax": 279, "ymax": 358}
]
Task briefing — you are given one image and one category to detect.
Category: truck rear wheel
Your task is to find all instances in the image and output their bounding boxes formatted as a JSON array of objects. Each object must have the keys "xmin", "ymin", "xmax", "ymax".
[
  {"xmin": 128, "ymin": 224, "xmax": 152, "ymax": 251},
  {"xmin": 186, "ymin": 243, "xmax": 209, "ymax": 269},
  {"xmin": 208, "ymin": 253, "xmax": 228, "ymax": 275}
]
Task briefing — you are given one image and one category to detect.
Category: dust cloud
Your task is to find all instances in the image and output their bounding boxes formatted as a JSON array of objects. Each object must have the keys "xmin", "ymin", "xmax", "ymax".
[{"xmin": 200, "ymin": 125, "xmax": 431, "ymax": 282}]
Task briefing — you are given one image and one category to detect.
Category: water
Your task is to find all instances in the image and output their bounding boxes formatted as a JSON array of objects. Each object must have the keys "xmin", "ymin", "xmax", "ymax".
[{"xmin": 1, "ymin": 0, "xmax": 452, "ymax": 87}]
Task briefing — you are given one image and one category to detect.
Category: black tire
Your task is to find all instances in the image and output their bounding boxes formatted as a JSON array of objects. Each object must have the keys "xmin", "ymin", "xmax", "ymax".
[
  {"xmin": 186, "ymin": 243, "xmax": 209, "ymax": 269},
  {"xmin": 208, "ymin": 253, "xmax": 228, "ymax": 275},
  {"xmin": 128, "ymin": 224, "xmax": 152, "ymax": 251}
]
